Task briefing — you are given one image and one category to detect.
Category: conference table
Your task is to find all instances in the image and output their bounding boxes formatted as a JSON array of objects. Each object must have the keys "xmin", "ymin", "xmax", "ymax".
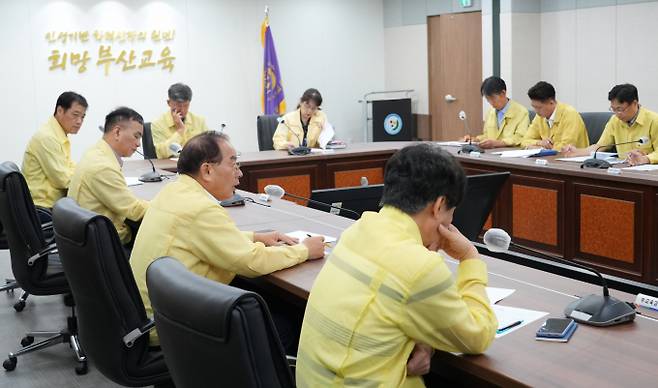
[
  {"xmin": 126, "ymin": 159, "xmax": 658, "ymax": 387},
  {"xmin": 149, "ymin": 142, "xmax": 658, "ymax": 290}
]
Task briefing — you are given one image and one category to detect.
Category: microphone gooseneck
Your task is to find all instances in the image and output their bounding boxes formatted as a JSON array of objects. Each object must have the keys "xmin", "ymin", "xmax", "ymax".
[
  {"xmin": 581, "ymin": 136, "xmax": 650, "ymax": 169},
  {"xmin": 277, "ymin": 117, "xmax": 311, "ymax": 156},
  {"xmin": 458, "ymin": 110, "xmax": 483, "ymax": 154},
  {"xmin": 134, "ymin": 149, "xmax": 163, "ymax": 182},
  {"xmin": 483, "ymin": 228, "xmax": 635, "ymax": 326},
  {"xmin": 264, "ymin": 184, "xmax": 361, "ymax": 219}
]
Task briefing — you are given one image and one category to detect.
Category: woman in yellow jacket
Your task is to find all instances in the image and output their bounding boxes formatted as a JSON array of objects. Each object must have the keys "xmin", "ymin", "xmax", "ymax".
[{"xmin": 272, "ymin": 88, "xmax": 327, "ymax": 150}]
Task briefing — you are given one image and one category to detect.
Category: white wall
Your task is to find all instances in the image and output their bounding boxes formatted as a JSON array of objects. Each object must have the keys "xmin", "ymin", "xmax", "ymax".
[
  {"xmin": 0, "ymin": 0, "xmax": 385, "ymax": 164},
  {"xmin": 507, "ymin": 1, "xmax": 658, "ymax": 112},
  {"xmin": 383, "ymin": 24, "xmax": 429, "ymax": 115},
  {"xmin": 501, "ymin": 12, "xmax": 540, "ymax": 108}
]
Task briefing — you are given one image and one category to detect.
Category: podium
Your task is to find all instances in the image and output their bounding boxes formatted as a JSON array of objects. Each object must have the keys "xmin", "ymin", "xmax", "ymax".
[{"xmin": 372, "ymin": 98, "xmax": 413, "ymax": 142}]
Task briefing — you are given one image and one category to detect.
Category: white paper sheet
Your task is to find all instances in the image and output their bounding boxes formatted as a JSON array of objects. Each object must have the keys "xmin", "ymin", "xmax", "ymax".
[
  {"xmin": 318, "ymin": 121, "xmax": 336, "ymax": 149},
  {"xmin": 492, "ymin": 149, "xmax": 542, "ymax": 158},
  {"xmin": 309, "ymin": 148, "xmax": 335, "ymax": 154},
  {"xmin": 436, "ymin": 141, "xmax": 469, "ymax": 147},
  {"xmin": 286, "ymin": 230, "xmax": 337, "ymax": 243},
  {"xmin": 493, "ymin": 304, "xmax": 548, "ymax": 338},
  {"xmin": 125, "ymin": 177, "xmax": 143, "ymax": 187},
  {"xmin": 486, "ymin": 287, "xmax": 515, "ymax": 304},
  {"xmin": 556, "ymin": 151, "xmax": 620, "ymax": 163}
]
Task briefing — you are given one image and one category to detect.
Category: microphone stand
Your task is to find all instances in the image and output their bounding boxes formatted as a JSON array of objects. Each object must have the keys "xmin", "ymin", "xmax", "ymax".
[
  {"xmin": 458, "ymin": 112, "xmax": 483, "ymax": 154},
  {"xmin": 509, "ymin": 241, "xmax": 635, "ymax": 326},
  {"xmin": 279, "ymin": 118, "xmax": 311, "ymax": 156},
  {"xmin": 134, "ymin": 150, "xmax": 163, "ymax": 182},
  {"xmin": 281, "ymin": 191, "xmax": 361, "ymax": 219},
  {"xmin": 581, "ymin": 138, "xmax": 646, "ymax": 169}
]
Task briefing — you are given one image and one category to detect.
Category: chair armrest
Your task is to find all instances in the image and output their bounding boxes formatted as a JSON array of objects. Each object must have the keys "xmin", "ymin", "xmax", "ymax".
[
  {"xmin": 27, "ymin": 242, "xmax": 58, "ymax": 266},
  {"xmin": 123, "ymin": 319, "xmax": 156, "ymax": 348}
]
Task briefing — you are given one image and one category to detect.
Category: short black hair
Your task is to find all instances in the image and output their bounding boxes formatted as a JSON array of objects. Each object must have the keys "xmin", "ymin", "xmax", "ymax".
[
  {"xmin": 527, "ymin": 81, "xmax": 556, "ymax": 102},
  {"xmin": 168, "ymin": 83, "xmax": 193, "ymax": 102},
  {"xmin": 608, "ymin": 84, "xmax": 639, "ymax": 104},
  {"xmin": 103, "ymin": 107, "xmax": 144, "ymax": 133},
  {"xmin": 481, "ymin": 76, "xmax": 507, "ymax": 97},
  {"xmin": 300, "ymin": 88, "xmax": 322, "ymax": 107},
  {"xmin": 381, "ymin": 144, "xmax": 466, "ymax": 214},
  {"xmin": 177, "ymin": 131, "xmax": 230, "ymax": 175},
  {"xmin": 54, "ymin": 91, "xmax": 88, "ymax": 115}
]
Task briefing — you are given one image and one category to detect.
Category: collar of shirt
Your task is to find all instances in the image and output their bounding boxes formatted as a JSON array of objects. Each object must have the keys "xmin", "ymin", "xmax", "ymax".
[
  {"xmin": 163, "ymin": 110, "xmax": 190, "ymax": 129},
  {"xmin": 112, "ymin": 148, "xmax": 123, "ymax": 167},
  {"xmin": 47, "ymin": 116, "xmax": 70, "ymax": 144},
  {"xmin": 546, "ymin": 106, "xmax": 558, "ymax": 128},
  {"xmin": 627, "ymin": 105, "xmax": 642, "ymax": 126},
  {"xmin": 496, "ymin": 99, "xmax": 511, "ymax": 127},
  {"xmin": 378, "ymin": 206, "xmax": 423, "ymax": 246},
  {"xmin": 100, "ymin": 139, "xmax": 124, "ymax": 167}
]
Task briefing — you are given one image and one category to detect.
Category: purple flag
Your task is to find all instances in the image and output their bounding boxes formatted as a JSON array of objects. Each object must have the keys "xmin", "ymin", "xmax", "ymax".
[{"xmin": 262, "ymin": 20, "xmax": 286, "ymax": 115}]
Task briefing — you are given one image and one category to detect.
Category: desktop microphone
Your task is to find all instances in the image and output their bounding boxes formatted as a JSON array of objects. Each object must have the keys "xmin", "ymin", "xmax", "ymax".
[
  {"xmin": 483, "ymin": 228, "xmax": 636, "ymax": 326},
  {"xmin": 581, "ymin": 136, "xmax": 649, "ymax": 169},
  {"xmin": 133, "ymin": 149, "xmax": 163, "ymax": 182},
  {"xmin": 169, "ymin": 142, "xmax": 183, "ymax": 156},
  {"xmin": 264, "ymin": 184, "xmax": 361, "ymax": 219},
  {"xmin": 277, "ymin": 117, "xmax": 311, "ymax": 156},
  {"xmin": 458, "ymin": 110, "xmax": 483, "ymax": 154}
]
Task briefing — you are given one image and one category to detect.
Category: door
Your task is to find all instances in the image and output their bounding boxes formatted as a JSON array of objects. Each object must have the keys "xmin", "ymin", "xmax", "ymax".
[{"xmin": 428, "ymin": 12, "xmax": 483, "ymax": 140}]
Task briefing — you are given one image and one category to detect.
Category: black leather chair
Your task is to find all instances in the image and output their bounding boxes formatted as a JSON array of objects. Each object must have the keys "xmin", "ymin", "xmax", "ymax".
[
  {"xmin": 0, "ymin": 162, "xmax": 86, "ymax": 373},
  {"xmin": 257, "ymin": 115, "xmax": 281, "ymax": 151},
  {"xmin": 142, "ymin": 122, "xmax": 157, "ymax": 159},
  {"xmin": 581, "ymin": 112, "xmax": 613, "ymax": 144},
  {"xmin": 0, "ymin": 222, "xmax": 18, "ymax": 293},
  {"xmin": 52, "ymin": 198, "xmax": 172, "ymax": 387},
  {"xmin": 147, "ymin": 257, "xmax": 295, "ymax": 388}
]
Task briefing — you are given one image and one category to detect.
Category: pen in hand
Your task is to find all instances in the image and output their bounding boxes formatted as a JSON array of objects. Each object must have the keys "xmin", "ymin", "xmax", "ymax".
[{"xmin": 307, "ymin": 233, "xmax": 331, "ymax": 248}]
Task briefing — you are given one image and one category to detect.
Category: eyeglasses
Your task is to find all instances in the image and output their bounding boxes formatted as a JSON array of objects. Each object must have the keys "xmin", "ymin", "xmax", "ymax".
[{"xmin": 609, "ymin": 104, "xmax": 631, "ymax": 114}]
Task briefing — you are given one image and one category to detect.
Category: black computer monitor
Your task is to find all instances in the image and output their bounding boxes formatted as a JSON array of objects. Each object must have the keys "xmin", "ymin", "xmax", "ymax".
[
  {"xmin": 452, "ymin": 171, "xmax": 510, "ymax": 241},
  {"xmin": 309, "ymin": 184, "xmax": 384, "ymax": 220}
]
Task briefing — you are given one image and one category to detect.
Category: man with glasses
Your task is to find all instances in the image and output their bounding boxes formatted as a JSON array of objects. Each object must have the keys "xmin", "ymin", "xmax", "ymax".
[
  {"xmin": 130, "ymin": 131, "xmax": 325, "ymax": 350},
  {"xmin": 563, "ymin": 84, "xmax": 658, "ymax": 166},
  {"xmin": 521, "ymin": 81, "xmax": 589, "ymax": 150},
  {"xmin": 151, "ymin": 82, "xmax": 210, "ymax": 158}
]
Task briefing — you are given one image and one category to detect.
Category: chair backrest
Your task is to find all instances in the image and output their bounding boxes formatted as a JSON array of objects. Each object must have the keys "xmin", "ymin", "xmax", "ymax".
[
  {"xmin": 0, "ymin": 161, "xmax": 65, "ymax": 294},
  {"xmin": 142, "ymin": 122, "xmax": 157, "ymax": 159},
  {"xmin": 257, "ymin": 115, "xmax": 280, "ymax": 151},
  {"xmin": 580, "ymin": 112, "xmax": 613, "ymax": 144},
  {"xmin": 52, "ymin": 198, "xmax": 169, "ymax": 386},
  {"xmin": 453, "ymin": 171, "xmax": 510, "ymax": 241},
  {"xmin": 147, "ymin": 257, "xmax": 294, "ymax": 388}
]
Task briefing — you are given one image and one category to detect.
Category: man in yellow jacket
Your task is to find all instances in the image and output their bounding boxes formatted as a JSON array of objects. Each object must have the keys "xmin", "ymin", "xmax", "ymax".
[
  {"xmin": 297, "ymin": 144, "xmax": 498, "ymax": 387},
  {"xmin": 151, "ymin": 83, "xmax": 210, "ymax": 158},
  {"xmin": 563, "ymin": 84, "xmax": 658, "ymax": 166},
  {"xmin": 68, "ymin": 107, "xmax": 148, "ymax": 246},
  {"xmin": 462, "ymin": 76, "xmax": 529, "ymax": 148},
  {"xmin": 22, "ymin": 92, "xmax": 88, "ymax": 209},
  {"xmin": 521, "ymin": 81, "xmax": 589, "ymax": 150},
  {"xmin": 130, "ymin": 131, "xmax": 325, "ymax": 347}
]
